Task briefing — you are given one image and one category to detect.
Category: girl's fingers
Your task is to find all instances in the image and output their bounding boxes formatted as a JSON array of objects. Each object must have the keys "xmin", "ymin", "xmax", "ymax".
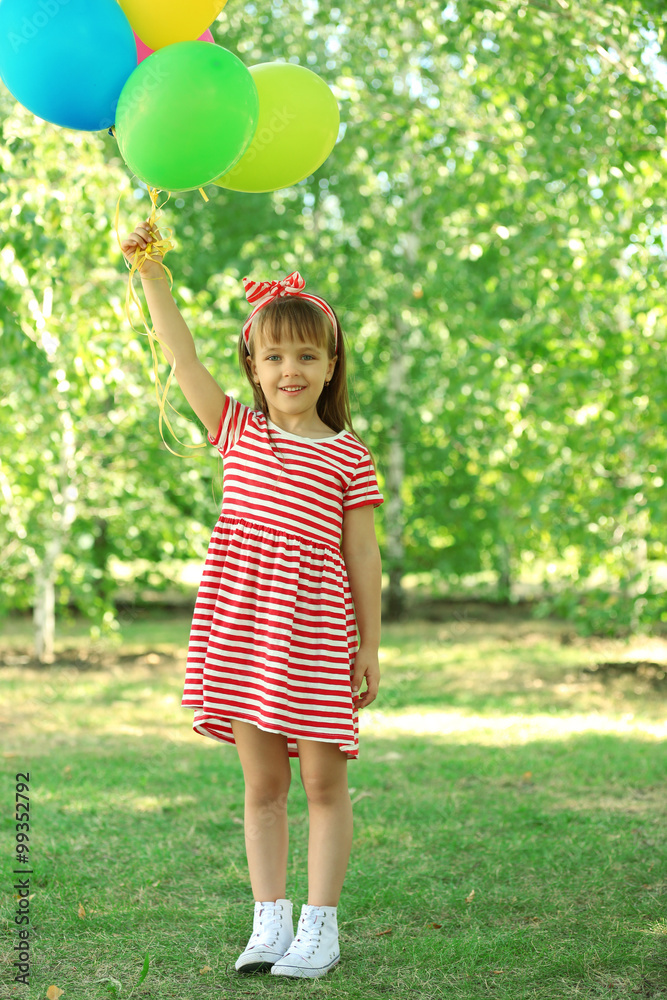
[
  {"xmin": 123, "ymin": 228, "xmax": 155, "ymax": 249},
  {"xmin": 121, "ymin": 221, "xmax": 162, "ymax": 257}
]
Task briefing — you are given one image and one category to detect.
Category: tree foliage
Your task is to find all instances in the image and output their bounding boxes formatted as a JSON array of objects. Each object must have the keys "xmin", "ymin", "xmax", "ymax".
[{"xmin": 1, "ymin": 0, "xmax": 666, "ymax": 645}]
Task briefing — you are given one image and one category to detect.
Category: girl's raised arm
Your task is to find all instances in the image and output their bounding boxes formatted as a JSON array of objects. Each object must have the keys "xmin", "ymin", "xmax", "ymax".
[{"xmin": 120, "ymin": 219, "xmax": 225, "ymax": 439}]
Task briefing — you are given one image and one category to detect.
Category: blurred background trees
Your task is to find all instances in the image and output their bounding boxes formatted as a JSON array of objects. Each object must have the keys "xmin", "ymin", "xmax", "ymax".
[{"xmin": 1, "ymin": 0, "xmax": 666, "ymax": 657}]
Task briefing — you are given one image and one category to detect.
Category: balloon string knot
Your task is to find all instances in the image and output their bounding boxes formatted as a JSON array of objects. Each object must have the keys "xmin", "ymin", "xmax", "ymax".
[{"xmin": 114, "ymin": 186, "xmax": 205, "ymax": 458}]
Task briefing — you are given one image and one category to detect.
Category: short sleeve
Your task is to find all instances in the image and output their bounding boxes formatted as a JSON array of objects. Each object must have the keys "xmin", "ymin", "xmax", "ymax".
[
  {"xmin": 343, "ymin": 452, "xmax": 384, "ymax": 510},
  {"xmin": 208, "ymin": 394, "xmax": 254, "ymax": 457}
]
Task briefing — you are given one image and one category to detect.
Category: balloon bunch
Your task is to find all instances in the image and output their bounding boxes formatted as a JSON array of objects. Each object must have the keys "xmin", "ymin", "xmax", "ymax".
[{"xmin": 0, "ymin": 0, "xmax": 340, "ymax": 194}]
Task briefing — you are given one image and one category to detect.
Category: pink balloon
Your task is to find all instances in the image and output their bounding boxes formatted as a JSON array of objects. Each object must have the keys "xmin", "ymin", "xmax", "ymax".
[
  {"xmin": 133, "ymin": 31, "xmax": 152, "ymax": 63},
  {"xmin": 133, "ymin": 28, "xmax": 215, "ymax": 64}
]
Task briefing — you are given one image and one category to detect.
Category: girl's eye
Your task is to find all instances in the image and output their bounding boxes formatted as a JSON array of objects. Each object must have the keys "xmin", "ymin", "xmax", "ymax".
[{"xmin": 265, "ymin": 354, "xmax": 316, "ymax": 361}]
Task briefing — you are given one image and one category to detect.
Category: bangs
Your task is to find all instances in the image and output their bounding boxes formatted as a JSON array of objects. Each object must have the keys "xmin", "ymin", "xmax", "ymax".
[{"xmin": 249, "ymin": 298, "xmax": 334, "ymax": 355}]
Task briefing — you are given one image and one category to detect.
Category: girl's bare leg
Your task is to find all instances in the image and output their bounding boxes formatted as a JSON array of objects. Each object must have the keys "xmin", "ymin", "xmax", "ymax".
[
  {"xmin": 296, "ymin": 739, "xmax": 353, "ymax": 907},
  {"xmin": 231, "ymin": 720, "xmax": 291, "ymax": 901}
]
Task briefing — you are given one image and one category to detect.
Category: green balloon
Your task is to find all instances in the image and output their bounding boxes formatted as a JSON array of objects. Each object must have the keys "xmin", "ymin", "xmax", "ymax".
[
  {"xmin": 115, "ymin": 41, "xmax": 259, "ymax": 192},
  {"xmin": 214, "ymin": 62, "xmax": 340, "ymax": 193}
]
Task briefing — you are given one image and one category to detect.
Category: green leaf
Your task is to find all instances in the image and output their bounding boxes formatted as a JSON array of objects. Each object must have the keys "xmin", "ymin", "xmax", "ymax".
[{"xmin": 136, "ymin": 952, "xmax": 150, "ymax": 987}]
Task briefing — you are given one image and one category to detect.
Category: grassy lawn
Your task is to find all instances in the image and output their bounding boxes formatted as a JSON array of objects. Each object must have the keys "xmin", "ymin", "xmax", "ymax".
[{"xmin": 1, "ymin": 605, "xmax": 666, "ymax": 999}]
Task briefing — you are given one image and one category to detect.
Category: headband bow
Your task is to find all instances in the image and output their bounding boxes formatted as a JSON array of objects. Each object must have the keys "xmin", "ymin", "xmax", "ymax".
[{"xmin": 242, "ymin": 271, "xmax": 338, "ymax": 349}]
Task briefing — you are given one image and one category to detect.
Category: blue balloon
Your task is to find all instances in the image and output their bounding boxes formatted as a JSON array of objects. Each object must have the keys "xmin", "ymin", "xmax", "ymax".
[{"xmin": 0, "ymin": 0, "xmax": 136, "ymax": 132}]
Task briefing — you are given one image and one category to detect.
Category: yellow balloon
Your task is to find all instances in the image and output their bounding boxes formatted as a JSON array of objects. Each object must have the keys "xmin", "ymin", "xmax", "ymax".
[
  {"xmin": 214, "ymin": 62, "xmax": 340, "ymax": 193},
  {"xmin": 117, "ymin": 0, "xmax": 228, "ymax": 50}
]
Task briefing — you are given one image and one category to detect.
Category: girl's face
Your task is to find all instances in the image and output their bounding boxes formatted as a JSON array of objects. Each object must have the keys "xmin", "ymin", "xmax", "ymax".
[{"xmin": 248, "ymin": 335, "xmax": 337, "ymax": 421}]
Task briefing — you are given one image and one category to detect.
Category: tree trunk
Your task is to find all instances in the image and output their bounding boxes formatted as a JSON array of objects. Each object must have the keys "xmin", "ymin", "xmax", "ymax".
[
  {"xmin": 384, "ymin": 193, "xmax": 422, "ymax": 621},
  {"xmin": 92, "ymin": 517, "xmax": 111, "ymax": 605},
  {"xmin": 384, "ymin": 320, "xmax": 408, "ymax": 621},
  {"xmin": 33, "ymin": 539, "xmax": 60, "ymax": 663},
  {"xmin": 33, "ymin": 402, "xmax": 79, "ymax": 662},
  {"xmin": 385, "ymin": 434, "xmax": 406, "ymax": 620},
  {"xmin": 497, "ymin": 502, "xmax": 513, "ymax": 602}
]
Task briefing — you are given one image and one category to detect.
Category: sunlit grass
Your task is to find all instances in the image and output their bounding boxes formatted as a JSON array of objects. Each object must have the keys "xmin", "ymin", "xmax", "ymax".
[
  {"xmin": 364, "ymin": 709, "xmax": 667, "ymax": 742},
  {"xmin": 1, "ymin": 609, "xmax": 666, "ymax": 999}
]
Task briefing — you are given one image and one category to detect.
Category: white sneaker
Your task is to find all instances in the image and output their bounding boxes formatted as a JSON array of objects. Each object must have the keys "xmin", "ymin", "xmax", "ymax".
[
  {"xmin": 271, "ymin": 903, "xmax": 340, "ymax": 979},
  {"xmin": 235, "ymin": 898, "xmax": 294, "ymax": 973}
]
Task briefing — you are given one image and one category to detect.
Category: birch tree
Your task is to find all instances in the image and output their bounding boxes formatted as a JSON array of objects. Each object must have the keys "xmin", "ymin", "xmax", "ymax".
[{"xmin": 1, "ymin": 0, "xmax": 666, "ymax": 644}]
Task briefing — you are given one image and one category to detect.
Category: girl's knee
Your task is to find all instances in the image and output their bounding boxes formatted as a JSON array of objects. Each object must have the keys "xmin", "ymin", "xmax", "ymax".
[
  {"xmin": 232, "ymin": 719, "xmax": 291, "ymax": 799},
  {"xmin": 298, "ymin": 740, "xmax": 349, "ymax": 805},
  {"xmin": 300, "ymin": 770, "xmax": 348, "ymax": 807},
  {"xmin": 245, "ymin": 773, "xmax": 291, "ymax": 806}
]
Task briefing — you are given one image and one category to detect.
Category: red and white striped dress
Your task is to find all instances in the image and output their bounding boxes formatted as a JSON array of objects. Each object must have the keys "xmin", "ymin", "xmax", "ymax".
[{"xmin": 181, "ymin": 394, "xmax": 384, "ymax": 759}]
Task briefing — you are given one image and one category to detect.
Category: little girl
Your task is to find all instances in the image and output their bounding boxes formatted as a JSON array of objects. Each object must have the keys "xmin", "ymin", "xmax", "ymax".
[{"xmin": 121, "ymin": 219, "xmax": 384, "ymax": 980}]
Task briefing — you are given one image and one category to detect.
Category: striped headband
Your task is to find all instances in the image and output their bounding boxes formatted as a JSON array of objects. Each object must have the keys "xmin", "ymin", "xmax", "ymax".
[{"xmin": 242, "ymin": 271, "xmax": 338, "ymax": 350}]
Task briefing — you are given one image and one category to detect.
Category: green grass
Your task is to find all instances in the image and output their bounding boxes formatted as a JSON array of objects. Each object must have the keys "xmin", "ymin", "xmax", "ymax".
[{"xmin": 1, "ymin": 608, "xmax": 666, "ymax": 999}]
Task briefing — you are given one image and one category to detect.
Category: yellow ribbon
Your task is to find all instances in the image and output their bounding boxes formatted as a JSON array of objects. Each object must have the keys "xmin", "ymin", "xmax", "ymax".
[{"xmin": 115, "ymin": 186, "xmax": 208, "ymax": 458}]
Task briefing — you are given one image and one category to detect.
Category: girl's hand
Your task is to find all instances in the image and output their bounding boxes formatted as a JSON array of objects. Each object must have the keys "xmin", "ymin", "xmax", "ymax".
[
  {"xmin": 351, "ymin": 646, "xmax": 380, "ymax": 709},
  {"xmin": 120, "ymin": 219, "xmax": 164, "ymax": 277}
]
